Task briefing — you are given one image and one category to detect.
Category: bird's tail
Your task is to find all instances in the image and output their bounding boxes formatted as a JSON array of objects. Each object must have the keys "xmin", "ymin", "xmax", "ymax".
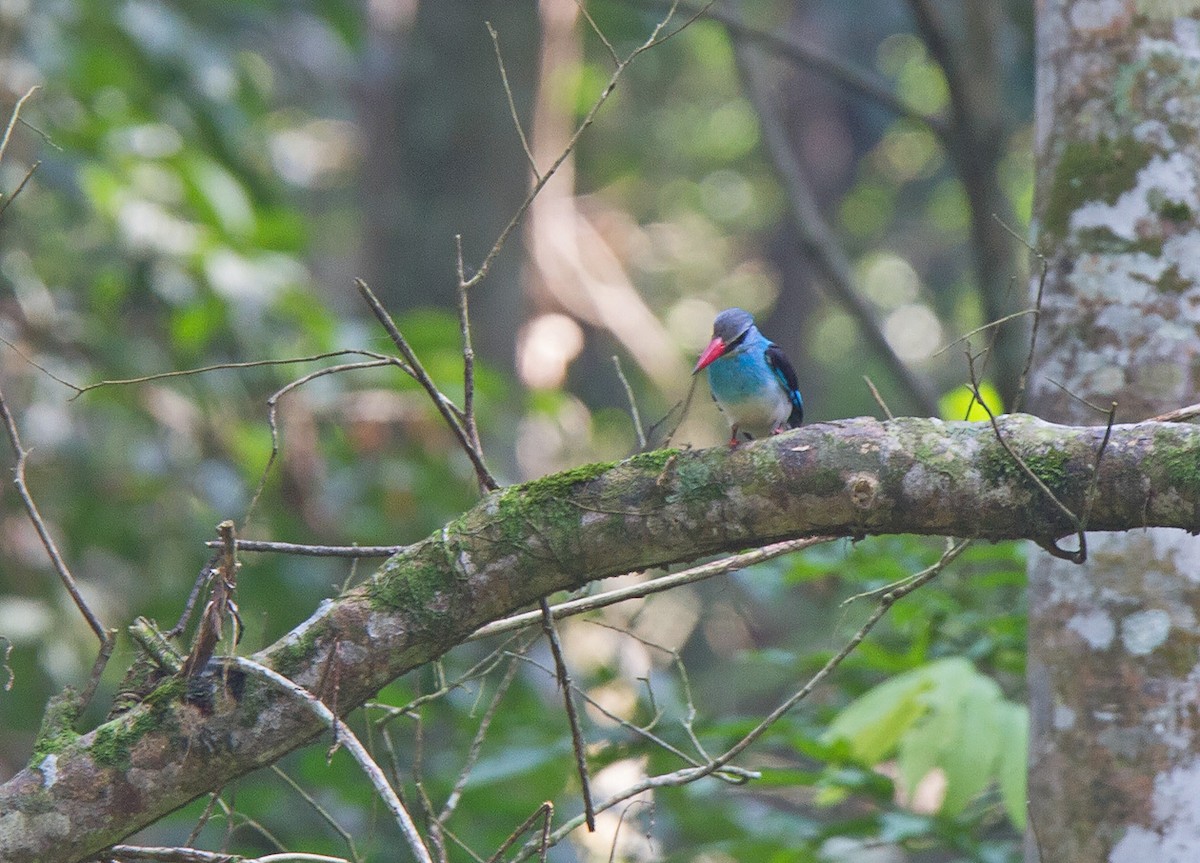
[{"xmin": 788, "ymin": 394, "xmax": 804, "ymax": 428}]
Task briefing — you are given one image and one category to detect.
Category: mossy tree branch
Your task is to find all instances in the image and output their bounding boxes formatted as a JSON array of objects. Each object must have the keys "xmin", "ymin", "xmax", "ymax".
[{"xmin": 3, "ymin": 414, "xmax": 1200, "ymax": 862}]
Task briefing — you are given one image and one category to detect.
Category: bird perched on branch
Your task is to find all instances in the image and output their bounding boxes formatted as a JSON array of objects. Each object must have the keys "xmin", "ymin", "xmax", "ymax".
[{"xmin": 693, "ymin": 307, "xmax": 804, "ymax": 447}]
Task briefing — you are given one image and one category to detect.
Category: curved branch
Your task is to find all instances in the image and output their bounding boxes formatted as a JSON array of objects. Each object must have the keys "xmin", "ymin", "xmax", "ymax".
[{"xmin": 4, "ymin": 415, "xmax": 1199, "ymax": 862}]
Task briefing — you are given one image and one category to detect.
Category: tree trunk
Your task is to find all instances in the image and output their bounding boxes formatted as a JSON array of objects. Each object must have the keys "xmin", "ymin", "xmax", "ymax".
[{"xmin": 1028, "ymin": 3, "xmax": 1200, "ymax": 860}]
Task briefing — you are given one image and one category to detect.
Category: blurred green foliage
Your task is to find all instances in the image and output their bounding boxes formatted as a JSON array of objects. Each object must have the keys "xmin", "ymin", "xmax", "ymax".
[{"xmin": 0, "ymin": 0, "xmax": 1036, "ymax": 861}]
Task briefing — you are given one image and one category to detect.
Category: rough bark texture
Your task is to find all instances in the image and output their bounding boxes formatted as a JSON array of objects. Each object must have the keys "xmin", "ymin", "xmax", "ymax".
[
  {"xmin": 1030, "ymin": 3, "xmax": 1200, "ymax": 861},
  {"xmin": 2, "ymin": 416, "xmax": 1199, "ymax": 863}
]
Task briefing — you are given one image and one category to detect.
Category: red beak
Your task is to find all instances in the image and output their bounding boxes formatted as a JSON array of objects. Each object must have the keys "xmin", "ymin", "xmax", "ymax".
[{"xmin": 693, "ymin": 336, "xmax": 727, "ymax": 374}]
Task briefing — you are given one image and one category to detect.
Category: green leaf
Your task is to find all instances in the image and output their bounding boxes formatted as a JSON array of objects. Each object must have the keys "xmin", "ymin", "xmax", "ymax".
[
  {"xmin": 937, "ymin": 673, "xmax": 1003, "ymax": 814},
  {"xmin": 823, "ymin": 667, "xmax": 935, "ymax": 762},
  {"xmin": 996, "ymin": 702, "xmax": 1029, "ymax": 829}
]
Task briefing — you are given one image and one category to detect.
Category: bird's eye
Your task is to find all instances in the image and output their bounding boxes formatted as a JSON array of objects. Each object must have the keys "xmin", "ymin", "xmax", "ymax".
[{"xmin": 727, "ymin": 330, "xmax": 749, "ymax": 350}]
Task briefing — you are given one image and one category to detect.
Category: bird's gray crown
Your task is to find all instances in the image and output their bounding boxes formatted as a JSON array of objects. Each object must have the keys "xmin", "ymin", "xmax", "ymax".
[{"xmin": 712, "ymin": 307, "xmax": 755, "ymax": 342}]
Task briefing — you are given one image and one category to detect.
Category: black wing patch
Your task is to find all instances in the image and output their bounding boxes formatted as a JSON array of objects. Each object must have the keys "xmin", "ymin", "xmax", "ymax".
[{"xmin": 764, "ymin": 343, "xmax": 804, "ymax": 428}]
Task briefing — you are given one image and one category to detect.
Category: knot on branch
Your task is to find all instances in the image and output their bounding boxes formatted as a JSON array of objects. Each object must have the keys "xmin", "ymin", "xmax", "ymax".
[{"xmin": 847, "ymin": 473, "xmax": 879, "ymax": 509}]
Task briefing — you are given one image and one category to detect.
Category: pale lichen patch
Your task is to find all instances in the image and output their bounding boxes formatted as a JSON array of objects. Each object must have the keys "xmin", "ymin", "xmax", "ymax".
[
  {"xmin": 1070, "ymin": 153, "xmax": 1199, "ymax": 241},
  {"xmin": 1068, "ymin": 609, "xmax": 1116, "ymax": 649},
  {"xmin": 1109, "ymin": 757, "xmax": 1200, "ymax": 862},
  {"xmin": 39, "ymin": 753, "xmax": 58, "ymax": 788},
  {"xmin": 1120, "ymin": 608, "xmax": 1172, "ymax": 655}
]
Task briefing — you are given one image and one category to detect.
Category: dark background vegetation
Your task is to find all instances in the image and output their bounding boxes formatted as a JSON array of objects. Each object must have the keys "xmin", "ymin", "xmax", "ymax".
[{"xmin": 0, "ymin": 1, "xmax": 1036, "ymax": 860}]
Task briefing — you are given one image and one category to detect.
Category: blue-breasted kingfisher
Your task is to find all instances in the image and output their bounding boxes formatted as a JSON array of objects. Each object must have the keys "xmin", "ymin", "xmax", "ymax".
[{"xmin": 693, "ymin": 307, "xmax": 804, "ymax": 447}]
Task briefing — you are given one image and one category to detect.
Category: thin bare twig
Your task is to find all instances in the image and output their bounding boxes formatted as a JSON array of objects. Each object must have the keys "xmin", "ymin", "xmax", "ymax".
[
  {"xmin": 1043, "ymin": 379, "xmax": 1113, "ymax": 417},
  {"xmin": 486, "ymin": 23, "xmax": 540, "ymax": 180},
  {"xmin": 166, "ymin": 556, "xmax": 218, "ymax": 641},
  {"xmin": 0, "ymin": 387, "xmax": 108, "ymax": 642},
  {"xmin": 233, "ymin": 657, "xmax": 435, "ymax": 863},
  {"xmin": 70, "ymin": 350, "xmax": 405, "ymax": 401},
  {"xmin": 368, "ymin": 634, "xmax": 529, "ymax": 727},
  {"xmin": 204, "ymin": 539, "xmax": 404, "ymax": 557},
  {"xmin": 992, "ymin": 214, "xmax": 1050, "ymax": 413},
  {"xmin": 438, "ymin": 650, "xmax": 525, "ymax": 825},
  {"xmin": 608, "ymin": 800, "xmax": 654, "ymax": 863},
  {"xmin": 0, "ymin": 335, "xmax": 78, "ymax": 390},
  {"xmin": 1078, "ymin": 402, "xmax": 1118, "ymax": 534},
  {"xmin": 0, "ymin": 159, "xmax": 39, "ymax": 222},
  {"xmin": 377, "ymin": 722, "xmax": 446, "ymax": 863},
  {"xmin": 933, "ymin": 309, "xmax": 1040, "ymax": 359},
  {"xmin": 611, "ymin": 355, "xmax": 646, "ymax": 449},
  {"xmin": 270, "ymin": 766, "xmax": 361, "ymax": 863},
  {"xmin": 967, "ymin": 356, "xmax": 1086, "ymax": 562},
  {"xmin": 106, "ymin": 848, "xmax": 349, "ymax": 863},
  {"xmin": 184, "ymin": 790, "xmax": 223, "ymax": 847},
  {"xmin": 842, "ymin": 537, "xmax": 971, "ymax": 605},
  {"xmin": 78, "ymin": 633, "xmax": 117, "ymax": 709},
  {"xmin": 454, "ymin": 237, "xmax": 485, "ymax": 465},
  {"xmin": 575, "ymin": 0, "xmax": 620, "ymax": 65},
  {"xmin": 539, "ymin": 598, "xmax": 596, "ymax": 831},
  {"xmin": 470, "ymin": 537, "xmax": 831, "ymax": 641},
  {"xmin": 862, "ymin": 376, "xmax": 894, "ymax": 421},
  {"xmin": 512, "ymin": 652, "xmax": 754, "ymax": 783}
]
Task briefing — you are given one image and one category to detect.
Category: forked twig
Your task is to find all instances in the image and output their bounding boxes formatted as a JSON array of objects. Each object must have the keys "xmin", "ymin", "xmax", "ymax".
[
  {"xmin": 575, "ymin": 0, "xmax": 620, "ymax": 65},
  {"xmin": 462, "ymin": 1, "xmax": 688, "ymax": 292},
  {"xmin": 512, "ymin": 539, "xmax": 972, "ymax": 860},
  {"xmin": 354, "ymin": 279, "xmax": 497, "ymax": 491},
  {"xmin": 0, "ymin": 86, "xmax": 38, "ymax": 165},
  {"xmin": 369, "ymin": 633, "xmax": 529, "ymax": 727},
  {"xmin": 512, "ymin": 651, "xmax": 754, "ymax": 784},
  {"xmin": 245, "ymin": 357, "xmax": 399, "ymax": 520},
  {"xmin": 933, "ymin": 309, "xmax": 1039, "ymax": 359},
  {"xmin": 487, "ymin": 801, "xmax": 553, "ymax": 863}
]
